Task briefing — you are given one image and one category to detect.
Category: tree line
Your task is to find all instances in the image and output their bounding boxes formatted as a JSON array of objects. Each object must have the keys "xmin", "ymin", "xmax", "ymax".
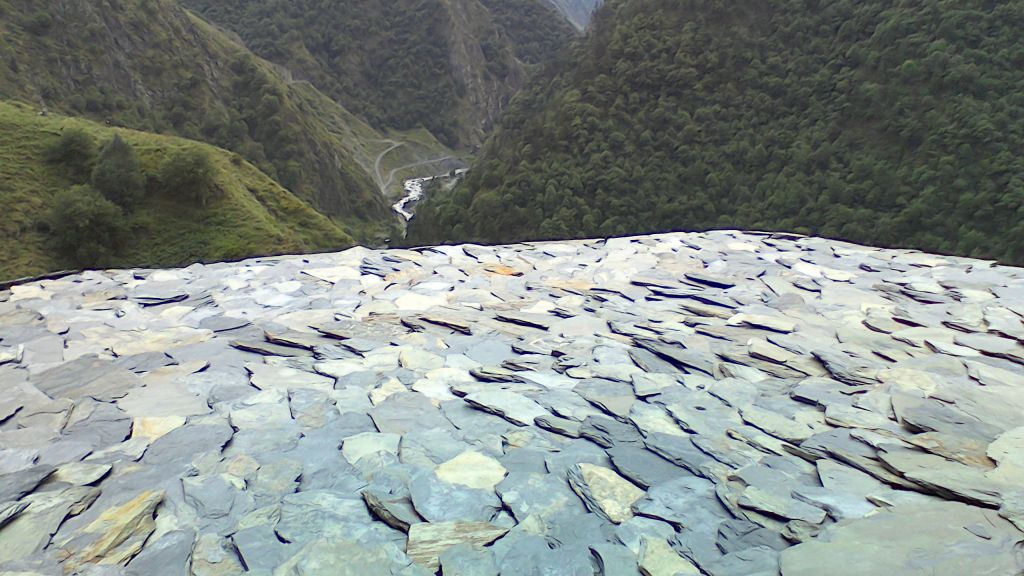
[{"xmin": 46, "ymin": 127, "xmax": 217, "ymax": 266}]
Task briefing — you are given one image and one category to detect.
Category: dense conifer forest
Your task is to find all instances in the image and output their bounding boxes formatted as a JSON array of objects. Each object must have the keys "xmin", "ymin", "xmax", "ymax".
[{"xmin": 410, "ymin": 0, "xmax": 1024, "ymax": 263}]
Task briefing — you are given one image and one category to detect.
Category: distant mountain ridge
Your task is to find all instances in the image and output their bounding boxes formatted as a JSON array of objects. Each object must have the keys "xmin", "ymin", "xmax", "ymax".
[{"xmin": 478, "ymin": 0, "xmax": 579, "ymax": 65}]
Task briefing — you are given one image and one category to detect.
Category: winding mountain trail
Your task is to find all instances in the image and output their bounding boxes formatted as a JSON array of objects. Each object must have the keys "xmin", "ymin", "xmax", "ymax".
[
  {"xmin": 372, "ymin": 140, "xmax": 405, "ymax": 191},
  {"xmin": 371, "ymin": 139, "xmax": 461, "ymax": 221}
]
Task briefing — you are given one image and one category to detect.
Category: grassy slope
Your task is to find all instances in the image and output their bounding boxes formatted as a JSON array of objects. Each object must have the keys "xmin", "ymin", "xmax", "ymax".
[
  {"xmin": 0, "ymin": 0, "xmax": 393, "ymax": 239},
  {"xmin": 0, "ymin": 101, "xmax": 353, "ymax": 279}
]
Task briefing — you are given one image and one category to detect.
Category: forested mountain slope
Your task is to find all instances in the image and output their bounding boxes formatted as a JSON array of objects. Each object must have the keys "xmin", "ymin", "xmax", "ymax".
[
  {"xmin": 183, "ymin": 0, "xmax": 574, "ymax": 148},
  {"xmin": 0, "ymin": 0, "xmax": 390, "ymax": 231},
  {"xmin": 0, "ymin": 101, "xmax": 352, "ymax": 280},
  {"xmin": 410, "ymin": 0, "xmax": 1024, "ymax": 263},
  {"xmin": 478, "ymin": 0, "xmax": 578, "ymax": 65}
]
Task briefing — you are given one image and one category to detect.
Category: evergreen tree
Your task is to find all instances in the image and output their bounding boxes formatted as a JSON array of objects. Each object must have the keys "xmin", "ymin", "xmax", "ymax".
[
  {"xmin": 45, "ymin": 127, "xmax": 97, "ymax": 182},
  {"xmin": 159, "ymin": 147, "xmax": 218, "ymax": 206},
  {"xmin": 50, "ymin": 185, "xmax": 129, "ymax": 267},
  {"xmin": 91, "ymin": 134, "xmax": 145, "ymax": 209}
]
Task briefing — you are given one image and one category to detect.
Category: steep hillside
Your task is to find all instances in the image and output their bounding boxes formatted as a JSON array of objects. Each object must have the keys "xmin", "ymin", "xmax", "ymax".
[
  {"xmin": 0, "ymin": 101, "xmax": 353, "ymax": 280},
  {"xmin": 478, "ymin": 0, "xmax": 578, "ymax": 65},
  {"xmin": 183, "ymin": 0, "xmax": 573, "ymax": 148},
  {"xmin": 543, "ymin": 0, "xmax": 603, "ymax": 30},
  {"xmin": 0, "ymin": 0, "xmax": 391, "ymax": 232},
  {"xmin": 410, "ymin": 0, "xmax": 1024, "ymax": 263}
]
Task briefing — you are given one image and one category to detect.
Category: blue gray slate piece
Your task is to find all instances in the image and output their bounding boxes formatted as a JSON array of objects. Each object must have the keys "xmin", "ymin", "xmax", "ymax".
[{"xmin": 0, "ymin": 230, "xmax": 1023, "ymax": 575}]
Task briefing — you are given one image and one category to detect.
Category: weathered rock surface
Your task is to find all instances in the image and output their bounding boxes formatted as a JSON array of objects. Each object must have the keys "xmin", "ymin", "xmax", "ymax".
[
  {"xmin": 780, "ymin": 500, "xmax": 1022, "ymax": 576},
  {"xmin": 0, "ymin": 231, "xmax": 1022, "ymax": 574},
  {"xmin": 436, "ymin": 451, "xmax": 508, "ymax": 490},
  {"xmin": 407, "ymin": 521, "xmax": 508, "ymax": 571},
  {"xmin": 567, "ymin": 463, "xmax": 644, "ymax": 524}
]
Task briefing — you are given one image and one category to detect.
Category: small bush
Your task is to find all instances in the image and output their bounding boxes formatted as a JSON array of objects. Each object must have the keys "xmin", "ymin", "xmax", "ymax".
[
  {"xmin": 45, "ymin": 127, "xmax": 97, "ymax": 182},
  {"xmin": 50, "ymin": 185, "xmax": 129, "ymax": 267},
  {"xmin": 24, "ymin": 11, "xmax": 53, "ymax": 35},
  {"xmin": 158, "ymin": 147, "xmax": 218, "ymax": 206},
  {"xmin": 91, "ymin": 134, "xmax": 145, "ymax": 209}
]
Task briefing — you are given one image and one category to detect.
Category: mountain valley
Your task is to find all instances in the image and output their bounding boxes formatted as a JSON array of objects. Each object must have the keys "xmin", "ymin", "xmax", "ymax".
[
  {"xmin": 0, "ymin": 1, "xmax": 1023, "ymax": 574},
  {"xmin": 0, "ymin": 0, "xmax": 1021, "ymax": 267},
  {"xmin": 0, "ymin": 0, "xmax": 582, "ymax": 278}
]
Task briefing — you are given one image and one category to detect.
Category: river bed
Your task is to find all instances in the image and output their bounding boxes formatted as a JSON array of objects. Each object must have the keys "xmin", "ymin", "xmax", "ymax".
[{"xmin": 392, "ymin": 169, "xmax": 467, "ymax": 221}]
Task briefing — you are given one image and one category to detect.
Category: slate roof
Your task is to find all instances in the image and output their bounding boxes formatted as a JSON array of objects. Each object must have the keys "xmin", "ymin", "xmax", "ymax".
[{"xmin": 1, "ymin": 231, "xmax": 1023, "ymax": 575}]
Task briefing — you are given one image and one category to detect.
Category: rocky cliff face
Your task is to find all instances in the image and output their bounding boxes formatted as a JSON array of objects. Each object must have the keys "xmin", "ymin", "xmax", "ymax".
[
  {"xmin": 1, "ymin": 230, "xmax": 1022, "ymax": 574},
  {"xmin": 543, "ymin": 0, "xmax": 603, "ymax": 29},
  {"xmin": 444, "ymin": 0, "xmax": 528, "ymax": 145}
]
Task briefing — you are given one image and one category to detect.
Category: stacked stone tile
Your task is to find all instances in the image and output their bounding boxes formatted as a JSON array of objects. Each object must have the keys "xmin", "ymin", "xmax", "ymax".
[{"xmin": 1, "ymin": 231, "xmax": 1023, "ymax": 575}]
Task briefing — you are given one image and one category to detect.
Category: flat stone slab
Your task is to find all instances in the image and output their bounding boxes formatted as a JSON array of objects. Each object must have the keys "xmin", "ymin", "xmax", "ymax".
[
  {"xmin": 436, "ymin": 451, "xmax": 508, "ymax": 490},
  {"xmin": 407, "ymin": 521, "xmax": 509, "ymax": 572},
  {"xmin": 464, "ymin": 390, "xmax": 549, "ymax": 426},
  {"xmin": 567, "ymin": 463, "xmax": 644, "ymax": 524},
  {"xmin": 780, "ymin": 500, "xmax": 1023, "ymax": 576},
  {"xmin": 32, "ymin": 356, "xmax": 143, "ymax": 401}
]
